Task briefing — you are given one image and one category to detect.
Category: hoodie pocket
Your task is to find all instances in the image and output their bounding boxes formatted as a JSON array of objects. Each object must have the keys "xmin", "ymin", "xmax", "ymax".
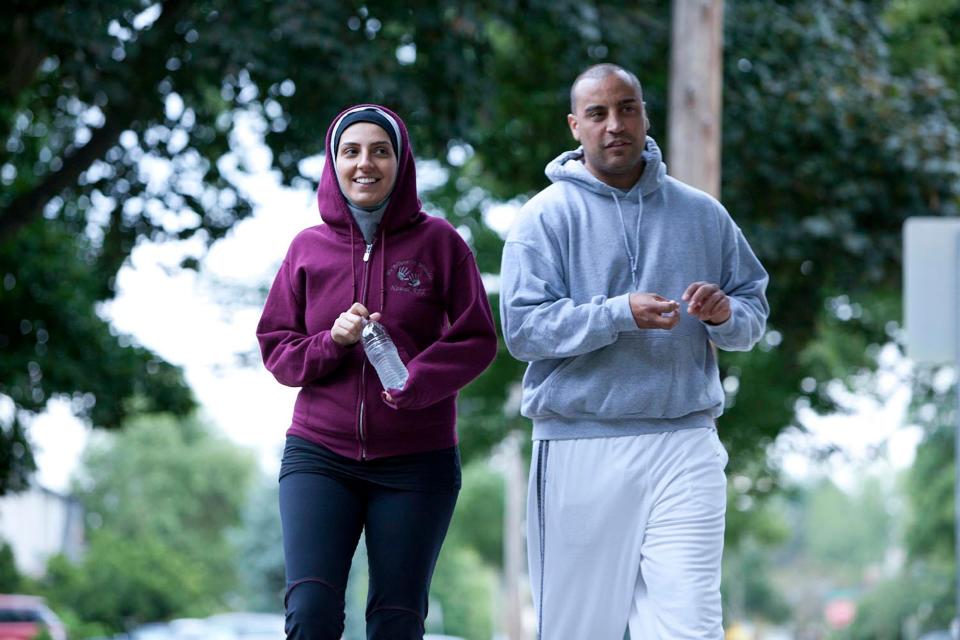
[{"xmin": 541, "ymin": 332, "xmax": 717, "ymax": 419}]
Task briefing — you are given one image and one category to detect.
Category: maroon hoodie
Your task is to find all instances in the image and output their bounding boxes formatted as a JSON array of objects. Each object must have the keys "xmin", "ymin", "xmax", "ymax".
[{"xmin": 256, "ymin": 105, "xmax": 498, "ymax": 460}]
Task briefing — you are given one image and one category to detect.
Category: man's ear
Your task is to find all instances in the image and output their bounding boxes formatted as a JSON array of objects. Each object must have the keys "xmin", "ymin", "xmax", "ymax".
[{"xmin": 567, "ymin": 113, "xmax": 580, "ymax": 142}]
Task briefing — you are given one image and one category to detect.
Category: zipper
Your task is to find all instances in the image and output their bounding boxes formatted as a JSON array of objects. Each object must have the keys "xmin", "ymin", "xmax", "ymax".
[
  {"xmin": 355, "ymin": 238, "xmax": 376, "ymax": 460},
  {"xmin": 358, "ymin": 364, "xmax": 367, "ymax": 459}
]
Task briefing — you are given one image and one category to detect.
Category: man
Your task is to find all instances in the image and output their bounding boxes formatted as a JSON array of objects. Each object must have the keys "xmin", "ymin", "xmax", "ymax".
[{"xmin": 499, "ymin": 64, "xmax": 769, "ymax": 639}]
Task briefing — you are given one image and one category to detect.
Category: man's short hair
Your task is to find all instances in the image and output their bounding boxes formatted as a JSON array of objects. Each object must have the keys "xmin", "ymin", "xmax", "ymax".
[{"xmin": 569, "ymin": 64, "xmax": 644, "ymax": 113}]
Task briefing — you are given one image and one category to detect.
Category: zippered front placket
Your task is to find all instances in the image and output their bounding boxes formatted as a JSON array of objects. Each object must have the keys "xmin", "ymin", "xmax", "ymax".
[{"xmin": 355, "ymin": 240, "xmax": 376, "ymax": 460}]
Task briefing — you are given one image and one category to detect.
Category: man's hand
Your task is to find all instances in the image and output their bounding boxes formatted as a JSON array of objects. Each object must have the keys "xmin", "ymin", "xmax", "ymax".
[
  {"xmin": 628, "ymin": 293, "xmax": 680, "ymax": 329},
  {"xmin": 682, "ymin": 282, "xmax": 731, "ymax": 325},
  {"xmin": 331, "ymin": 302, "xmax": 382, "ymax": 346}
]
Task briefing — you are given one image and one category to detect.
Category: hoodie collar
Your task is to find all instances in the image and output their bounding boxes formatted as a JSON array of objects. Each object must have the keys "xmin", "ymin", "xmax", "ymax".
[
  {"xmin": 545, "ymin": 135, "xmax": 667, "ymax": 198},
  {"xmin": 317, "ymin": 103, "xmax": 424, "ymax": 238}
]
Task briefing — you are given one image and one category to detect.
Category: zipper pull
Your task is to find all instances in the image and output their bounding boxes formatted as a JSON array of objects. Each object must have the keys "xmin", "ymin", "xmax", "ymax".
[{"xmin": 363, "ymin": 243, "xmax": 373, "ymax": 262}]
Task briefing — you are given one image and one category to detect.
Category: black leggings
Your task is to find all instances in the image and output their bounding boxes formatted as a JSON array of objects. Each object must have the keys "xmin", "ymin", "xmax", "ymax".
[{"xmin": 279, "ymin": 459, "xmax": 458, "ymax": 639}]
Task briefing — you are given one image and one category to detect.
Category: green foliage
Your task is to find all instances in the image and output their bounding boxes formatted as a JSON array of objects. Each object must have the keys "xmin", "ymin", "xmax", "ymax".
[
  {"xmin": 2, "ymin": 4, "xmax": 958, "ymax": 637},
  {"xmin": 74, "ymin": 415, "xmax": 255, "ymax": 566},
  {"xmin": 885, "ymin": 0, "xmax": 960, "ymax": 87},
  {"xmin": 445, "ymin": 460, "xmax": 505, "ymax": 569},
  {"xmin": 838, "ymin": 565, "xmax": 954, "ymax": 640},
  {"xmin": 0, "ymin": 0, "xmax": 670, "ymax": 492},
  {"xmin": 834, "ymin": 368, "xmax": 957, "ymax": 639},
  {"xmin": 44, "ymin": 532, "xmax": 209, "ymax": 631},
  {"xmin": 766, "ymin": 476, "xmax": 895, "ymax": 586},
  {"xmin": 706, "ymin": 0, "xmax": 960, "ymax": 548},
  {"xmin": 723, "ymin": 538, "xmax": 792, "ymax": 625},
  {"xmin": 1, "ymin": 2, "xmax": 958, "ymax": 566},
  {"xmin": 720, "ymin": 0, "xmax": 960, "ymax": 451},
  {"xmin": 0, "ymin": 219, "xmax": 193, "ymax": 432},
  {"xmin": 230, "ymin": 476, "xmax": 285, "ymax": 613},
  {"xmin": 0, "ymin": 415, "xmax": 35, "ymax": 494},
  {"xmin": 726, "ymin": 471, "xmax": 792, "ymax": 551},
  {"xmin": 904, "ymin": 412, "xmax": 955, "ymax": 564},
  {"xmin": 0, "ymin": 539, "xmax": 22, "ymax": 592},
  {"xmin": 455, "ymin": 293, "xmax": 530, "ymax": 465},
  {"xmin": 48, "ymin": 608, "xmax": 112, "ymax": 640},
  {"xmin": 41, "ymin": 414, "xmax": 257, "ymax": 632},
  {"xmin": 429, "ymin": 544, "xmax": 496, "ymax": 640},
  {"xmin": 803, "ymin": 478, "xmax": 893, "ymax": 575}
]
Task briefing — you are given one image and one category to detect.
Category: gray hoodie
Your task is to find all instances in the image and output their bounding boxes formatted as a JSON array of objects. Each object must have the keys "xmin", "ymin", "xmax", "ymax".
[{"xmin": 500, "ymin": 136, "xmax": 769, "ymax": 440}]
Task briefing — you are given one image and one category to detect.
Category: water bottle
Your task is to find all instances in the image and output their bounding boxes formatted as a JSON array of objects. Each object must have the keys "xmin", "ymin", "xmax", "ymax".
[{"xmin": 360, "ymin": 319, "xmax": 409, "ymax": 391}]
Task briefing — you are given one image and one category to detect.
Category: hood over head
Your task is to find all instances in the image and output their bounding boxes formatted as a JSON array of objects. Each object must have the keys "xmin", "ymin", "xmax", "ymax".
[{"xmin": 317, "ymin": 104, "xmax": 423, "ymax": 236}]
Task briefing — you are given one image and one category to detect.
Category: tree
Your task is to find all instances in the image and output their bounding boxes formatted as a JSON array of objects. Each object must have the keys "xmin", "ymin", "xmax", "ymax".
[
  {"xmin": 885, "ymin": 0, "xmax": 960, "ymax": 88},
  {"xmin": 429, "ymin": 545, "xmax": 497, "ymax": 640},
  {"xmin": 0, "ymin": 219, "xmax": 193, "ymax": 491},
  {"xmin": 444, "ymin": 459, "xmax": 505, "ymax": 569},
  {"xmin": 797, "ymin": 478, "xmax": 893, "ymax": 577},
  {"xmin": 41, "ymin": 413, "xmax": 257, "ymax": 632},
  {"xmin": 44, "ymin": 532, "xmax": 211, "ymax": 632},
  {"xmin": 3, "ymin": 0, "xmax": 959, "ymax": 507},
  {"xmin": 839, "ymin": 433, "xmax": 954, "ymax": 639},
  {"xmin": 230, "ymin": 476, "xmax": 285, "ymax": 614},
  {"xmin": 0, "ymin": 539, "xmax": 22, "ymax": 593},
  {"xmin": 722, "ymin": 537, "xmax": 792, "ymax": 626},
  {"xmin": 1, "ymin": 0, "xmax": 665, "ymax": 491},
  {"xmin": 719, "ymin": 0, "xmax": 959, "ymax": 458}
]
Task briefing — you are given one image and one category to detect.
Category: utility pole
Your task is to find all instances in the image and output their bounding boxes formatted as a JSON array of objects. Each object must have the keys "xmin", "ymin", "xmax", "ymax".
[
  {"xmin": 502, "ymin": 429, "xmax": 528, "ymax": 639},
  {"xmin": 668, "ymin": 0, "xmax": 724, "ymax": 198}
]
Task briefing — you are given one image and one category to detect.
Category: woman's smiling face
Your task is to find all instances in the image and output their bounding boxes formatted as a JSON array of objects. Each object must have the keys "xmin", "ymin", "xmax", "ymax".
[{"xmin": 335, "ymin": 122, "xmax": 398, "ymax": 208}]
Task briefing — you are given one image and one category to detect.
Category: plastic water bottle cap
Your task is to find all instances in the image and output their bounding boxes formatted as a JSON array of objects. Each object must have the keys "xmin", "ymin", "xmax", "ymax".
[{"xmin": 361, "ymin": 320, "xmax": 388, "ymax": 341}]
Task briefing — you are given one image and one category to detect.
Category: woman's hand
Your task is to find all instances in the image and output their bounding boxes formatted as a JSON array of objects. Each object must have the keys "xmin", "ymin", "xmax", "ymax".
[
  {"xmin": 381, "ymin": 390, "xmax": 400, "ymax": 409},
  {"xmin": 331, "ymin": 302, "xmax": 381, "ymax": 346}
]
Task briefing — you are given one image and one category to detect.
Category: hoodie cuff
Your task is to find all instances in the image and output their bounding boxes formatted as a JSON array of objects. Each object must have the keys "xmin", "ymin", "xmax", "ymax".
[
  {"xmin": 320, "ymin": 331, "xmax": 352, "ymax": 356},
  {"xmin": 704, "ymin": 297, "xmax": 740, "ymax": 339},
  {"xmin": 381, "ymin": 371, "xmax": 417, "ymax": 410},
  {"xmin": 604, "ymin": 294, "xmax": 639, "ymax": 334}
]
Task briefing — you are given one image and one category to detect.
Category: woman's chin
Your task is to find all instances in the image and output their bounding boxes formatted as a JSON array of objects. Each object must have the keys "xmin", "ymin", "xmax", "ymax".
[{"xmin": 349, "ymin": 192, "xmax": 386, "ymax": 208}]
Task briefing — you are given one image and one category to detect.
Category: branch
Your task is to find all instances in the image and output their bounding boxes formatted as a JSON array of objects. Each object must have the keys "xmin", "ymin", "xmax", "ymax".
[
  {"xmin": 0, "ymin": 0, "xmax": 193, "ymax": 244},
  {"xmin": 0, "ymin": 118, "xmax": 127, "ymax": 242},
  {"xmin": 0, "ymin": 14, "xmax": 47, "ymax": 104}
]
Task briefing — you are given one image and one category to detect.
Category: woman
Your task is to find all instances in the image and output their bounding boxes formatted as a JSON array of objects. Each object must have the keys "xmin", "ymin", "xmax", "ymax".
[{"xmin": 256, "ymin": 104, "xmax": 498, "ymax": 640}]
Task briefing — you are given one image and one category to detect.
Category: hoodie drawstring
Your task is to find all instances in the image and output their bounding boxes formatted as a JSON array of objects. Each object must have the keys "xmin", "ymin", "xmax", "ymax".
[
  {"xmin": 611, "ymin": 190, "xmax": 644, "ymax": 289},
  {"xmin": 379, "ymin": 226, "xmax": 387, "ymax": 314},
  {"xmin": 349, "ymin": 225, "xmax": 358, "ymax": 303}
]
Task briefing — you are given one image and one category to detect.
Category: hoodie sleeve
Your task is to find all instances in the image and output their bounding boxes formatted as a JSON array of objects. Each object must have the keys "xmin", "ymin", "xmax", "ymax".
[
  {"xmin": 256, "ymin": 259, "xmax": 351, "ymax": 386},
  {"xmin": 704, "ymin": 215, "xmax": 770, "ymax": 351},
  {"xmin": 386, "ymin": 252, "xmax": 498, "ymax": 410},
  {"xmin": 499, "ymin": 237, "xmax": 638, "ymax": 363}
]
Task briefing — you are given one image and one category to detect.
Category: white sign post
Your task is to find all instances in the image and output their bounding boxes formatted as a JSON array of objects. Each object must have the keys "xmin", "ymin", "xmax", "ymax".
[{"xmin": 904, "ymin": 217, "xmax": 960, "ymax": 634}]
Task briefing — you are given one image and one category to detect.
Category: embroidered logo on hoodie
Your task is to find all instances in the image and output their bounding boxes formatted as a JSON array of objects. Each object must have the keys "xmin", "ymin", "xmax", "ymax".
[{"xmin": 388, "ymin": 260, "xmax": 433, "ymax": 295}]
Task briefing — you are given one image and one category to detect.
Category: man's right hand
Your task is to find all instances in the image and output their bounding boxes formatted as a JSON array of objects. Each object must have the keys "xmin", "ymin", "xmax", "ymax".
[{"xmin": 628, "ymin": 293, "xmax": 680, "ymax": 329}]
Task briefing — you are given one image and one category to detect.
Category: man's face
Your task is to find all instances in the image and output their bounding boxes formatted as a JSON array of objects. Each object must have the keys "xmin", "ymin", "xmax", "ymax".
[{"xmin": 567, "ymin": 72, "xmax": 647, "ymax": 189}]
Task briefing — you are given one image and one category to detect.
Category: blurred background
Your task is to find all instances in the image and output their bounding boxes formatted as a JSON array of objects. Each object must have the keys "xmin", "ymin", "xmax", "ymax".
[{"xmin": 1, "ymin": 1, "xmax": 959, "ymax": 639}]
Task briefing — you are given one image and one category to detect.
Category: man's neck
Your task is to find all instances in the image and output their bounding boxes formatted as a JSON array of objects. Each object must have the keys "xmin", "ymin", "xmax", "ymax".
[{"xmin": 584, "ymin": 159, "xmax": 646, "ymax": 191}]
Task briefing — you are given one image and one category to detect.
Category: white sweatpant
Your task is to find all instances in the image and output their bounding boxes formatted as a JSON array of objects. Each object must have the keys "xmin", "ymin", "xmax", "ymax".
[{"xmin": 527, "ymin": 427, "xmax": 728, "ymax": 640}]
